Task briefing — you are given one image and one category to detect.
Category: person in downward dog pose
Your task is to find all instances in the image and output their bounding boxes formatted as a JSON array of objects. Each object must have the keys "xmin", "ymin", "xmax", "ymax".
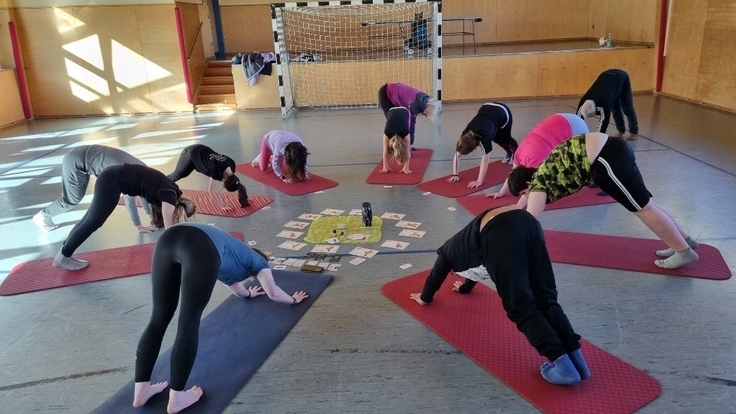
[
  {"xmin": 507, "ymin": 132, "xmax": 699, "ymax": 269},
  {"xmin": 487, "ymin": 113, "xmax": 589, "ymax": 201},
  {"xmin": 52, "ymin": 164, "xmax": 195, "ymax": 271},
  {"xmin": 168, "ymin": 144, "xmax": 249, "ymax": 210},
  {"xmin": 132, "ymin": 222, "xmax": 309, "ymax": 413},
  {"xmin": 381, "ymin": 106, "xmax": 413, "ymax": 174},
  {"xmin": 33, "ymin": 145, "xmax": 155, "ymax": 233},
  {"xmin": 251, "ymin": 130, "xmax": 310, "ymax": 184},
  {"xmin": 410, "ymin": 205, "xmax": 591, "ymax": 385},
  {"xmin": 448, "ymin": 102, "xmax": 519, "ymax": 189},
  {"xmin": 577, "ymin": 68, "xmax": 639, "ymax": 141},
  {"xmin": 377, "ymin": 82, "xmax": 441, "ymax": 148}
]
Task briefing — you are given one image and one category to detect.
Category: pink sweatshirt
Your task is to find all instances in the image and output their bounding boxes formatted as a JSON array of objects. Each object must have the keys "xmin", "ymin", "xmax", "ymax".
[{"xmin": 513, "ymin": 113, "xmax": 588, "ymax": 168}]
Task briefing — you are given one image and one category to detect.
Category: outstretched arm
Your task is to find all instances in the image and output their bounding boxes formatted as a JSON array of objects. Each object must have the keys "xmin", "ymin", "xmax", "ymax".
[
  {"xmin": 161, "ymin": 202, "xmax": 176, "ymax": 229},
  {"xmin": 256, "ymin": 268, "xmax": 309, "ymax": 304},
  {"xmin": 381, "ymin": 135, "xmax": 392, "ymax": 173},
  {"xmin": 400, "ymin": 135, "xmax": 412, "ymax": 174},
  {"xmin": 525, "ymin": 191, "xmax": 547, "ymax": 219},
  {"xmin": 447, "ymin": 152, "xmax": 461, "ymax": 182},
  {"xmin": 207, "ymin": 177, "xmax": 231, "ymax": 211},
  {"xmin": 468, "ymin": 153, "xmax": 490, "ymax": 188},
  {"xmin": 486, "ymin": 163, "xmax": 517, "ymax": 198}
]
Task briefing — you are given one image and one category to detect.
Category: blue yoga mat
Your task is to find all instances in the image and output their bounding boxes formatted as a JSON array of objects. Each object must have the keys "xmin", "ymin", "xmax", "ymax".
[{"xmin": 92, "ymin": 270, "xmax": 332, "ymax": 413}]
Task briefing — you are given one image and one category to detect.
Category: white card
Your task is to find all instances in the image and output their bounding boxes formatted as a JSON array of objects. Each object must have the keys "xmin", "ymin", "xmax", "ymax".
[
  {"xmin": 306, "ymin": 260, "xmax": 320, "ymax": 266},
  {"xmin": 395, "ymin": 220, "xmax": 421, "ymax": 229},
  {"xmin": 278, "ymin": 241, "xmax": 307, "ymax": 251},
  {"xmin": 399, "ymin": 263, "xmax": 413, "ymax": 270},
  {"xmin": 383, "ymin": 185, "xmax": 393, "ymax": 188},
  {"xmin": 327, "ymin": 263, "xmax": 341, "ymax": 271},
  {"xmin": 247, "ymin": 240, "xmax": 257, "ymax": 246},
  {"xmin": 380, "ymin": 212, "xmax": 405, "ymax": 220},
  {"xmin": 347, "ymin": 233, "xmax": 371, "ymax": 241},
  {"xmin": 273, "ymin": 265, "xmax": 287, "ymax": 270},
  {"xmin": 262, "ymin": 206, "xmax": 271, "ymax": 210},
  {"xmin": 349, "ymin": 247, "xmax": 378, "ymax": 258},
  {"xmin": 320, "ymin": 208, "xmax": 345, "ymax": 216},
  {"xmin": 315, "ymin": 190, "xmax": 324, "ymax": 194},
  {"xmin": 276, "ymin": 230, "xmax": 303, "ymax": 239},
  {"xmin": 447, "ymin": 207, "xmax": 457, "ymax": 211},
  {"xmin": 312, "ymin": 244, "xmax": 340, "ymax": 254},
  {"xmin": 325, "ymin": 237, "xmax": 340, "ymax": 245},
  {"xmin": 348, "ymin": 209, "xmax": 362, "ymax": 216},
  {"xmin": 318, "ymin": 261, "xmax": 330, "ymax": 269},
  {"xmin": 291, "ymin": 259, "xmax": 306, "ymax": 267},
  {"xmin": 282, "ymin": 258, "xmax": 297, "ymax": 266},
  {"xmin": 399, "ymin": 229, "xmax": 426, "ymax": 238},
  {"xmin": 270, "ymin": 257, "xmax": 286, "ymax": 265},
  {"xmin": 298, "ymin": 213, "xmax": 322, "ymax": 220},
  {"xmin": 284, "ymin": 221, "xmax": 310, "ymax": 229},
  {"xmin": 349, "ymin": 257, "xmax": 366, "ymax": 265},
  {"xmin": 381, "ymin": 240, "xmax": 409, "ymax": 250},
  {"xmin": 422, "ymin": 192, "xmax": 432, "ymax": 195}
]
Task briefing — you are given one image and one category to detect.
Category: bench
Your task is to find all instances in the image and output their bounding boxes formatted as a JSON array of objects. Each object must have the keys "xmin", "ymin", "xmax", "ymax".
[{"xmin": 360, "ymin": 16, "xmax": 483, "ymax": 56}]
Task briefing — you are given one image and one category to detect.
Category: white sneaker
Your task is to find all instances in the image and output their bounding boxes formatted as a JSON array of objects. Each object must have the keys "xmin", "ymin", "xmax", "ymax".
[
  {"xmin": 502, "ymin": 153, "xmax": 514, "ymax": 164},
  {"xmin": 33, "ymin": 211, "xmax": 59, "ymax": 232},
  {"xmin": 53, "ymin": 251, "xmax": 89, "ymax": 271}
]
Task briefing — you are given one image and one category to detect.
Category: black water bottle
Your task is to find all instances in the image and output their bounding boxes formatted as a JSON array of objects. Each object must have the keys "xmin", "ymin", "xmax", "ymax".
[{"xmin": 361, "ymin": 202, "xmax": 373, "ymax": 227}]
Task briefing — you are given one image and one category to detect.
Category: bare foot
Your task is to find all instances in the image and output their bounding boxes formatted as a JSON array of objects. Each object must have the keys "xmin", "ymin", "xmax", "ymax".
[
  {"xmin": 611, "ymin": 131, "xmax": 623, "ymax": 138},
  {"xmin": 625, "ymin": 133, "xmax": 638, "ymax": 141},
  {"xmin": 167, "ymin": 386, "xmax": 203, "ymax": 414},
  {"xmin": 133, "ymin": 381, "xmax": 168, "ymax": 408}
]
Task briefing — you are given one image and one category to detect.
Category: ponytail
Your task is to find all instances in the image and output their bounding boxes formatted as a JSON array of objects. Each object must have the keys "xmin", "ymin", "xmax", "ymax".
[{"xmin": 224, "ymin": 174, "xmax": 250, "ymax": 207}]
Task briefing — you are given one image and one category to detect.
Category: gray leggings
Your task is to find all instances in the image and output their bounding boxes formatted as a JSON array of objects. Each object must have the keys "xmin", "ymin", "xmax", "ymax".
[{"xmin": 43, "ymin": 147, "xmax": 150, "ymax": 226}]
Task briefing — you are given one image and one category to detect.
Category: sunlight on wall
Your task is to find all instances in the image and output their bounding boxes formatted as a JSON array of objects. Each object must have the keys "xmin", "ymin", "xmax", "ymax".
[
  {"xmin": 54, "ymin": 7, "xmax": 85, "ymax": 34},
  {"xmin": 62, "ymin": 34, "xmax": 105, "ymax": 70},
  {"xmin": 112, "ymin": 40, "xmax": 171, "ymax": 89}
]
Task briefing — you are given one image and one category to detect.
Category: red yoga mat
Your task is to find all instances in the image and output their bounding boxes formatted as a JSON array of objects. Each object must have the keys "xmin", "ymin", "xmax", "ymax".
[
  {"xmin": 0, "ymin": 233, "xmax": 244, "ymax": 296},
  {"xmin": 236, "ymin": 163, "xmax": 338, "ymax": 195},
  {"xmin": 366, "ymin": 148, "xmax": 433, "ymax": 185},
  {"xmin": 118, "ymin": 190, "xmax": 273, "ymax": 218},
  {"xmin": 416, "ymin": 161, "xmax": 512, "ymax": 198},
  {"xmin": 544, "ymin": 230, "xmax": 731, "ymax": 280},
  {"xmin": 458, "ymin": 186, "xmax": 617, "ymax": 216},
  {"xmin": 382, "ymin": 270, "xmax": 662, "ymax": 414}
]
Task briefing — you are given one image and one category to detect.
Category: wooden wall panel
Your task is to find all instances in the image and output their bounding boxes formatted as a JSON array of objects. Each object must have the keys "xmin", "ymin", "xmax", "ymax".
[
  {"xmin": 693, "ymin": 0, "xmax": 736, "ymax": 110},
  {"xmin": 496, "ymin": 0, "xmax": 589, "ymax": 42},
  {"xmin": 0, "ymin": 69, "xmax": 25, "ymax": 128},
  {"xmin": 588, "ymin": 0, "xmax": 657, "ymax": 43},
  {"xmin": 443, "ymin": 54, "xmax": 538, "ymax": 101},
  {"xmin": 661, "ymin": 1, "xmax": 707, "ymax": 102},
  {"xmin": 442, "ymin": 0, "xmax": 497, "ymax": 45},
  {"xmin": 221, "ymin": 5, "xmax": 273, "ymax": 54},
  {"xmin": 232, "ymin": 64, "xmax": 279, "ymax": 109},
  {"xmin": 176, "ymin": 2, "xmax": 205, "ymax": 100},
  {"xmin": 1, "ymin": 8, "xmax": 15, "ymax": 69}
]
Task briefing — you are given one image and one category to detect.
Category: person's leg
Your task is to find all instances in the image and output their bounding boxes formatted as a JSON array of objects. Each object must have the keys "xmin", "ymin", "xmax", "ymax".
[
  {"xmin": 619, "ymin": 73, "xmax": 639, "ymax": 137},
  {"xmin": 257, "ymin": 136, "xmax": 272, "ymax": 172},
  {"xmin": 377, "ymin": 84, "xmax": 393, "ymax": 117},
  {"xmin": 652, "ymin": 200, "xmax": 698, "ymax": 257},
  {"xmin": 635, "ymin": 203, "xmax": 698, "ymax": 268},
  {"xmin": 482, "ymin": 212, "xmax": 580, "ymax": 385},
  {"xmin": 37, "ymin": 151, "xmax": 90, "ymax": 231},
  {"xmin": 419, "ymin": 253, "xmax": 454, "ymax": 303},
  {"xmin": 611, "ymin": 99, "xmax": 626, "ymax": 137},
  {"xmin": 495, "ymin": 104, "xmax": 517, "ymax": 162},
  {"xmin": 167, "ymin": 146, "xmax": 197, "ymax": 182},
  {"xmin": 54, "ymin": 169, "xmax": 121, "ymax": 270}
]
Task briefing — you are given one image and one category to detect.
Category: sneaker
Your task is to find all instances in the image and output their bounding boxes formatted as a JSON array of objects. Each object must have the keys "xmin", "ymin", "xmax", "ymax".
[
  {"xmin": 502, "ymin": 153, "xmax": 513, "ymax": 164},
  {"xmin": 33, "ymin": 211, "xmax": 59, "ymax": 232},
  {"xmin": 53, "ymin": 251, "xmax": 89, "ymax": 271}
]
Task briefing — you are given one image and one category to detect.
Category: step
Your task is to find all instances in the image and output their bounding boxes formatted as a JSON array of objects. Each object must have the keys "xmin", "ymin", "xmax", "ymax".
[
  {"xmin": 201, "ymin": 76, "xmax": 235, "ymax": 86},
  {"xmin": 196, "ymin": 93, "xmax": 237, "ymax": 105},
  {"xmin": 204, "ymin": 67, "xmax": 232, "ymax": 77},
  {"xmin": 195, "ymin": 102, "xmax": 238, "ymax": 112},
  {"xmin": 207, "ymin": 60, "xmax": 233, "ymax": 69},
  {"xmin": 199, "ymin": 84, "xmax": 236, "ymax": 95}
]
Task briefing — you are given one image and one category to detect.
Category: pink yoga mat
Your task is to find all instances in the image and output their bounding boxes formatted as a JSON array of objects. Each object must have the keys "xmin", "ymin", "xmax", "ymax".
[
  {"xmin": 458, "ymin": 186, "xmax": 617, "ymax": 216},
  {"xmin": 544, "ymin": 230, "xmax": 731, "ymax": 280},
  {"xmin": 119, "ymin": 190, "xmax": 273, "ymax": 217},
  {"xmin": 236, "ymin": 164, "xmax": 338, "ymax": 196},
  {"xmin": 416, "ymin": 161, "xmax": 512, "ymax": 198},
  {"xmin": 382, "ymin": 270, "xmax": 662, "ymax": 414},
  {"xmin": 366, "ymin": 148, "xmax": 433, "ymax": 185},
  {"xmin": 0, "ymin": 233, "xmax": 245, "ymax": 296}
]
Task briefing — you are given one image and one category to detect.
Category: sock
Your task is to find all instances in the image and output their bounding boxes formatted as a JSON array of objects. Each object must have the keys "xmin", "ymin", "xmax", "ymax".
[
  {"xmin": 655, "ymin": 248, "xmax": 699, "ymax": 269},
  {"xmin": 568, "ymin": 349, "xmax": 591, "ymax": 380},
  {"xmin": 656, "ymin": 237, "xmax": 699, "ymax": 257},
  {"xmin": 540, "ymin": 354, "xmax": 581, "ymax": 385}
]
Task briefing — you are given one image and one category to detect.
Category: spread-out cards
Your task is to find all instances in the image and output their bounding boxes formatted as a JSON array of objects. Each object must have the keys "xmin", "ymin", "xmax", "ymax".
[
  {"xmin": 349, "ymin": 247, "xmax": 379, "ymax": 258},
  {"xmin": 381, "ymin": 240, "xmax": 408, "ymax": 250},
  {"xmin": 278, "ymin": 241, "xmax": 307, "ymax": 251}
]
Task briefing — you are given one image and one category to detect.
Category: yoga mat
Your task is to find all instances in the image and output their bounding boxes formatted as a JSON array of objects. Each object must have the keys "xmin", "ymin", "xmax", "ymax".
[
  {"xmin": 416, "ymin": 161, "xmax": 512, "ymax": 198},
  {"xmin": 0, "ymin": 233, "xmax": 245, "ymax": 296},
  {"xmin": 382, "ymin": 270, "xmax": 662, "ymax": 414},
  {"xmin": 458, "ymin": 186, "xmax": 617, "ymax": 216},
  {"xmin": 92, "ymin": 270, "xmax": 332, "ymax": 414},
  {"xmin": 544, "ymin": 230, "xmax": 731, "ymax": 280},
  {"xmin": 236, "ymin": 163, "xmax": 338, "ymax": 196},
  {"xmin": 366, "ymin": 148, "xmax": 433, "ymax": 185},
  {"xmin": 118, "ymin": 190, "xmax": 273, "ymax": 218}
]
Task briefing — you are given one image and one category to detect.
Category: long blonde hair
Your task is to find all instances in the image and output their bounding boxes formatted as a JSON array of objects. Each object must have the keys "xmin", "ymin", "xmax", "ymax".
[
  {"xmin": 390, "ymin": 134, "xmax": 409, "ymax": 164},
  {"xmin": 150, "ymin": 197, "xmax": 196, "ymax": 227}
]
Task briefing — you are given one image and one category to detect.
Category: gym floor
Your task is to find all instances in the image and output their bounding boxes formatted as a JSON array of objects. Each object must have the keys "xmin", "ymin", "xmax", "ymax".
[{"xmin": 0, "ymin": 94, "xmax": 735, "ymax": 413}]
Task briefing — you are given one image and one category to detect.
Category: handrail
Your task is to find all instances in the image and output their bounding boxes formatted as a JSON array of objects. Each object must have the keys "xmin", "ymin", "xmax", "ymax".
[{"xmin": 187, "ymin": 22, "xmax": 204, "ymax": 61}]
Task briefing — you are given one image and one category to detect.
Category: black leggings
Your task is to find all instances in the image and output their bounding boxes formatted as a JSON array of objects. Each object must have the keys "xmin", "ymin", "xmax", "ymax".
[
  {"xmin": 377, "ymin": 84, "xmax": 395, "ymax": 116},
  {"xmin": 61, "ymin": 167, "xmax": 125, "ymax": 257},
  {"xmin": 167, "ymin": 145, "xmax": 198, "ymax": 182},
  {"xmin": 134, "ymin": 226, "xmax": 221, "ymax": 391},
  {"xmin": 481, "ymin": 210, "xmax": 580, "ymax": 361}
]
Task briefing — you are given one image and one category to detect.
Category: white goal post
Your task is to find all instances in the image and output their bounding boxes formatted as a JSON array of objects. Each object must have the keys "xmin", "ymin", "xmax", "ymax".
[{"xmin": 271, "ymin": 0, "xmax": 442, "ymax": 118}]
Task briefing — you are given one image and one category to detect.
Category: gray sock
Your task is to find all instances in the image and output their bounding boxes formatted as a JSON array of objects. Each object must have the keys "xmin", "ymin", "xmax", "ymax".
[
  {"xmin": 53, "ymin": 252, "xmax": 89, "ymax": 271},
  {"xmin": 656, "ymin": 237, "xmax": 699, "ymax": 257},
  {"xmin": 655, "ymin": 248, "xmax": 699, "ymax": 269}
]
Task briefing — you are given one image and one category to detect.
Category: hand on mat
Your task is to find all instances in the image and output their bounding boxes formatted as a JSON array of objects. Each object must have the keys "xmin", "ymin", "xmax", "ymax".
[
  {"xmin": 467, "ymin": 180, "xmax": 483, "ymax": 189},
  {"xmin": 380, "ymin": 166, "xmax": 393, "ymax": 174},
  {"xmin": 409, "ymin": 293, "xmax": 427, "ymax": 305},
  {"xmin": 451, "ymin": 281, "xmax": 465, "ymax": 292},
  {"xmin": 283, "ymin": 177, "xmax": 295, "ymax": 184},
  {"xmin": 247, "ymin": 286, "xmax": 265, "ymax": 298},
  {"xmin": 137, "ymin": 225, "xmax": 158, "ymax": 233},
  {"xmin": 446, "ymin": 175, "xmax": 460, "ymax": 183},
  {"xmin": 401, "ymin": 166, "xmax": 414, "ymax": 174},
  {"xmin": 485, "ymin": 191, "xmax": 504, "ymax": 199},
  {"xmin": 220, "ymin": 205, "xmax": 234, "ymax": 212},
  {"xmin": 304, "ymin": 172, "xmax": 310, "ymax": 181},
  {"xmin": 292, "ymin": 290, "xmax": 309, "ymax": 304}
]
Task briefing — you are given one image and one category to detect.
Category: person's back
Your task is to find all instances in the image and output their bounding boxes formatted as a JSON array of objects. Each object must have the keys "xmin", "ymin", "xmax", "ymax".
[
  {"xmin": 83, "ymin": 145, "xmax": 145, "ymax": 176},
  {"xmin": 515, "ymin": 114, "xmax": 585, "ymax": 168}
]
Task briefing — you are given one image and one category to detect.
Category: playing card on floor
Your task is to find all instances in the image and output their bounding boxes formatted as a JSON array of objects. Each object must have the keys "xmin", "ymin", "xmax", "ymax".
[
  {"xmin": 395, "ymin": 220, "xmax": 421, "ymax": 229},
  {"xmin": 381, "ymin": 240, "xmax": 408, "ymax": 250},
  {"xmin": 284, "ymin": 221, "xmax": 310, "ymax": 229},
  {"xmin": 399, "ymin": 229, "xmax": 426, "ymax": 238},
  {"xmin": 320, "ymin": 208, "xmax": 345, "ymax": 216},
  {"xmin": 298, "ymin": 213, "xmax": 322, "ymax": 220},
  {"xmin": 348, "ymin": 209, "xmax": 362, "ymax": 216},
  {"xmin": 278, "ymin": 241, "xmax": 307, "ymax": 251},
  {"xmin": 349, "ymin": 257, "xmax": 366, "ymax": 266},
  {"xmin": 380, "ymin": 212, "xmax": 406, "ymax": 220},
  {"xmin": 276, "ymin": 230, "xmax": 303, "ymax": 239},
  {"xmin": 347, "ymin": 233, "xmax": 371, "ymax": 241},
  {"xmin": 312, "ymin": 244, "xmax": 340, "ymax": 254},
  {"xmin": 349, "ymin": 247, "xmax": 379, "ymax": 258}
]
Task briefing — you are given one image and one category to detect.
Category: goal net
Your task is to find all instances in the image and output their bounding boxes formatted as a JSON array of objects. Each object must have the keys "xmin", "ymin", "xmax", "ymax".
[{"xmin": 271, "ymin": 0, "xmax": 441, "ymax": 118}]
